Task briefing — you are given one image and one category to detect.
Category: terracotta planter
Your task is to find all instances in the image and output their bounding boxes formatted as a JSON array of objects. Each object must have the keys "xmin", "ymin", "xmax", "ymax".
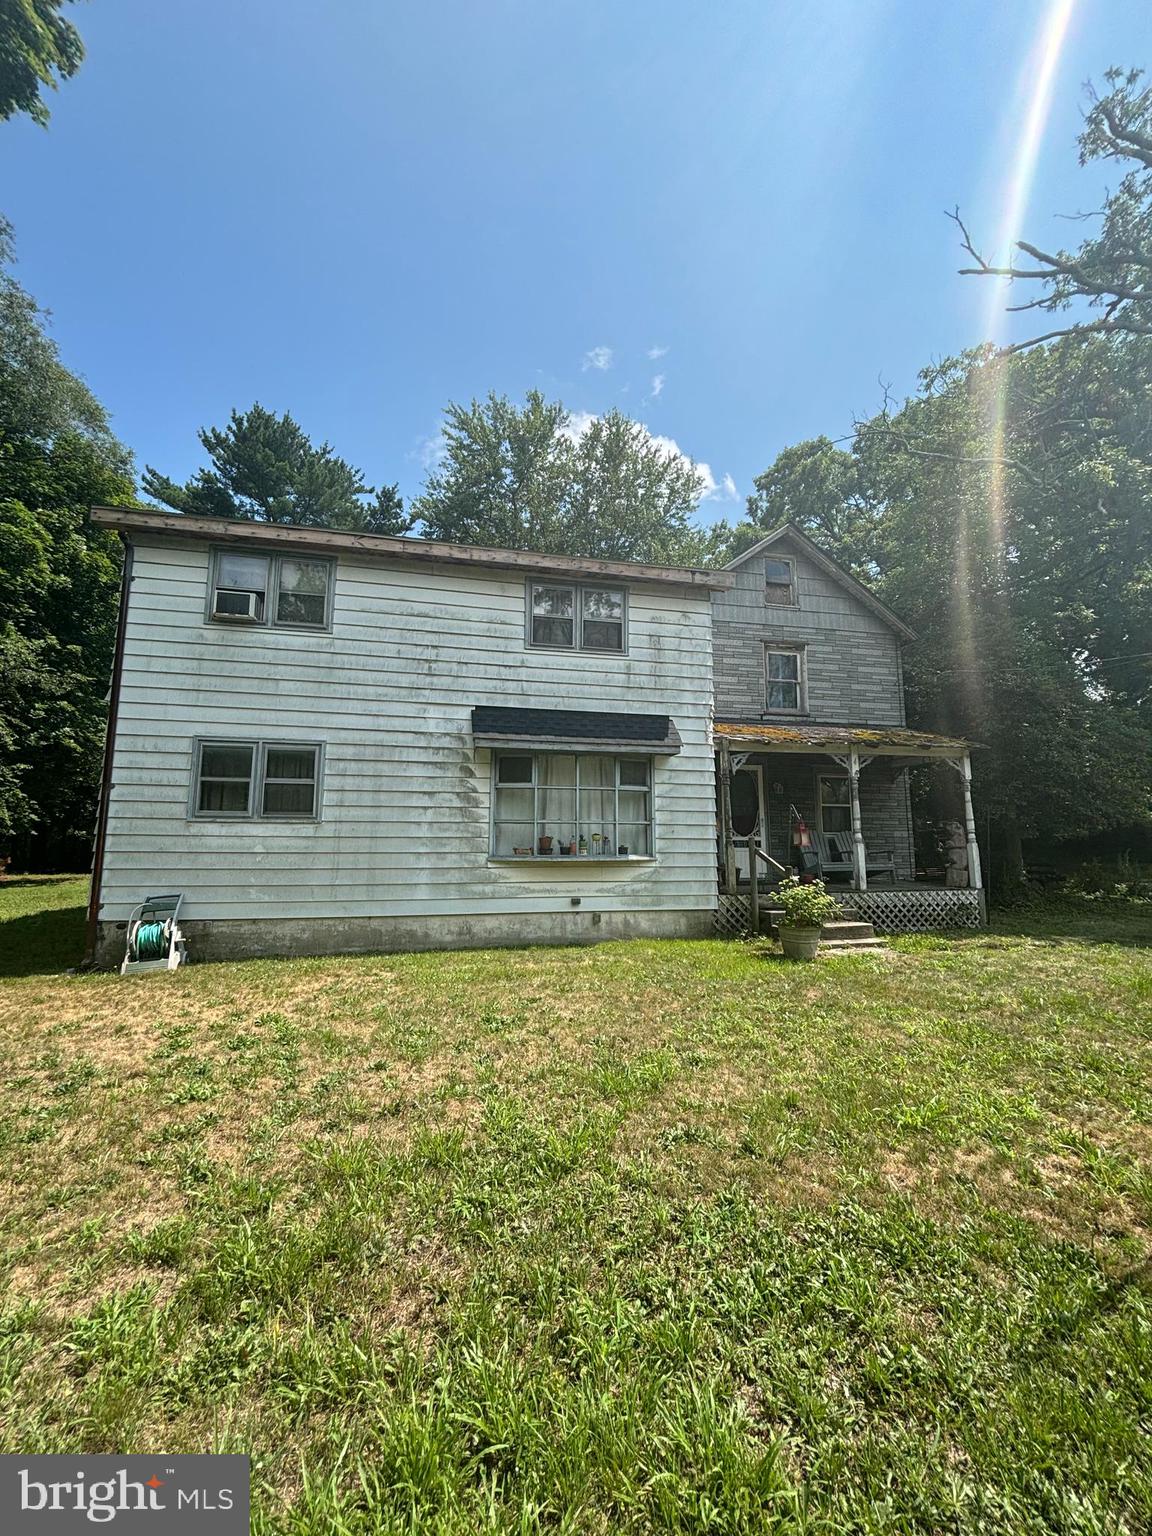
[{"xmin": 779, "ymin": 925, "xmax": 821, "ymax": 961}]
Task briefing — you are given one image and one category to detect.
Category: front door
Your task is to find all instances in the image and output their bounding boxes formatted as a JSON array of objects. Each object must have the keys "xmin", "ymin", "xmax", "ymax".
[{"xmin": 730, "ymin": 766, "xmax": 765, "ymax": 882}]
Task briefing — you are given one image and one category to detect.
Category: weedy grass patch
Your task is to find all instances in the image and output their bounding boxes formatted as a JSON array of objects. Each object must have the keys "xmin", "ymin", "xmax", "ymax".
[{"xmin": 0, "ymin": 881, "xmax": 1149, "ymax": 1532}]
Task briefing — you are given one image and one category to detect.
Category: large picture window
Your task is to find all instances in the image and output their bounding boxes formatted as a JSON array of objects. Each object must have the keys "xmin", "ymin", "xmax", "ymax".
[
  {"xmin": 208, "ymin": 550, "xmax": 334, "ymax": 630},
  {"xmin": 193, "ymin": 740, "xmax": 322, "ymax": 820},
  {"xmin": 528, "ymin": 582, "xmax": 627, "ymax": 652},
  {"xmin": 492, "ymin": 753, "xmax": 652, "ymax": 857}
]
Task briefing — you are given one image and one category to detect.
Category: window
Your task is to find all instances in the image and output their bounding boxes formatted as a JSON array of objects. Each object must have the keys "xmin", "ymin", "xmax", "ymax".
[
  {"xmin": 193, "ymin": 740, "xmax": 321, "ymax": 819},
  {"xmin": 492, "ymin": 753, "xmax": 652, "ymax": 857},
  {"xmin": 209, "ymin": 550, "xmax": 334, "ymax": 629},
  {"xmin": 817, "ymin": 774, "xmax": 851, "ymax": 834},
  {"xmin": 528, "ymin": 582, "xmax": 627, "ymax": 652},
  {"xmin": 766, "ymin": 647, "xmax": 804, "ymax": 712},
  {"xmin": 764, "ymin": 556, "xmax": 795, "ymax": 606}
]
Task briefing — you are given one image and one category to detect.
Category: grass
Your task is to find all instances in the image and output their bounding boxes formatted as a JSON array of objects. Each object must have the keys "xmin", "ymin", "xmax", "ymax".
[{"xmin": 0, "ymin": 880, "xmax": 1149, "ymax": 1533}]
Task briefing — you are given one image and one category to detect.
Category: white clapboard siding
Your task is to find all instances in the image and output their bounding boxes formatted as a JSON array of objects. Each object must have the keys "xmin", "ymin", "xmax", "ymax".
[{"xmin": 100, "ymin": 540, "xmax": 718, "ymax": 925}]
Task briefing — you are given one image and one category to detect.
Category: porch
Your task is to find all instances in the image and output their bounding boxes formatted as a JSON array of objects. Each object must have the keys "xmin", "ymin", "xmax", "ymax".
[{"xmin": 714, "ymin": 722, "xmax": 984, "ymax": 935}]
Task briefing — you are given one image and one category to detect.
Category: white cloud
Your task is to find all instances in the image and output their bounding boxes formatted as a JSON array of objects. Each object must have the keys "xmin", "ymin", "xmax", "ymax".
[
  {"xmin": 647, "ymin": 345, "xmax": 669, "ymax": 360},
  {"xmin": 558, "ymin": 409, "xmax": 597, "ymax": 444},
  {"xmin": 720, "ymin": 472, "xmax": 738, "ymax": 501},
  {"xmin": 582, "ymin": 345, "xmax": 614, "ymax": 372},
  {"xmin": 649, "ymin": 373, "xmax": 665, "ymax": 400},
  {"xmin": 411, "ymin": 429, "xmax": 447, "ymax": 472}
]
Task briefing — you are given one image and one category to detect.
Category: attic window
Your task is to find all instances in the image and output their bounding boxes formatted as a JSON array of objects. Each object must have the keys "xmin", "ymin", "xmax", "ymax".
[{"xmin": 764, "ymin": 557, "xmax": 795, "ymax": 606}]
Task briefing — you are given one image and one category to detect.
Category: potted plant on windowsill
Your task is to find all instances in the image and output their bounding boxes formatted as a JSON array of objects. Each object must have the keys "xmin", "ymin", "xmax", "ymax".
[{"xmin": 774, "ymin": 874, "xmax": 840, "ymax": 960}]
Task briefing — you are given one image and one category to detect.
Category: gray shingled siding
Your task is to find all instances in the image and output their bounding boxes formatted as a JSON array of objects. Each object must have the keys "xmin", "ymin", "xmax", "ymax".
[
  {"xmin": 738, "ymin": 753, "xmax": 915, "ymax": 883},
  {"xmin": 712, "ymin": 541, "xmax": 907, "ymax": 725}
]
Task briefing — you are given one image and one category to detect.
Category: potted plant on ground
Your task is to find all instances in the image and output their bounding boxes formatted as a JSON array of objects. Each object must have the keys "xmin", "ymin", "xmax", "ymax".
[{"xmin": 774, "ymin": 874, "xmax": 841, "ymax": 960}]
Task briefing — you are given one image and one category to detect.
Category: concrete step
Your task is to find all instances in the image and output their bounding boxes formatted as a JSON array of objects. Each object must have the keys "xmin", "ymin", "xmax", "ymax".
[
  {"xmin": 820, "ymin": 920, "xmax": 875, "ymax": 940},
  {"xmin": 820, "ymin": 937, "xmax": 890, "ymax": 952}
]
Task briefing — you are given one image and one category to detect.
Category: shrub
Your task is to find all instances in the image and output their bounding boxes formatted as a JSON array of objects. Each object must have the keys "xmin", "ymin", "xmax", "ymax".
[{"xmin": 775, "ymin": 874, "xmax": 841, "ymax": 929}]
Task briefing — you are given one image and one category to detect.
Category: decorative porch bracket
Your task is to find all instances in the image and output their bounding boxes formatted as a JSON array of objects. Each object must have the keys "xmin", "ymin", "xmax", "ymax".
[
  {"xmin": 829, "ymin": 750, "xmax": 873, "ymax": 891},
  {"xmin": 943, "ymin": 752, "xmax": 983, "ymax": 890}
]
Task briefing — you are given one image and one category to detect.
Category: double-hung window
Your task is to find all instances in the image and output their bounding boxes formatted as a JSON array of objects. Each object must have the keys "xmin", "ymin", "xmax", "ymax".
[
  {"xmin": 528, "ymin": 582, "xmax": 626, "ymax": 652},
  {"xmin": 764, "ymin": 556, "xmax": 796, "ymax": 606},
  {"xmin": 765, "ymin": 647, "xmax": 804, "ymax": 712},
  {"xmin": 193, "ymin": 740, "xmax": 322, "ymax": 819},
  {"xmin": 209, "ymin": 550, "xmax": 334, "ymax": 630},
  {"xmin": 492, "ymin": 753, "xmax": 652, "ymax": 857},
  {"xmin": 816, "ymin": 773, "xmax": 851, "ymax": 834}
]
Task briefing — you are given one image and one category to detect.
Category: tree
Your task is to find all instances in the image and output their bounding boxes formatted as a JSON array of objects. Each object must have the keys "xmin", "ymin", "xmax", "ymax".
[
  {"xmin": 0, "ymin": 225, "xmax": 135, "ymax": 866},
  {"xmin": 953, "ymin": 68, "xmax": 1152, "ymax": 350},
  {"xmin": 0, "ymin": 0, "xmax": 84, "ymax": 125},
  {"xmin": 142, "ymin": 403, "xmax": 412, "ymax": 535},
  {"xmin": 414, "ymin": 390, "xmax": 721, "ymax": 565}
]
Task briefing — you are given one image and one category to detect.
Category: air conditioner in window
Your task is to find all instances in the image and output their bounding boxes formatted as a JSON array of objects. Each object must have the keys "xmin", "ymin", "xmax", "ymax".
[{"xmin": 213, "ymin": 589, "xmax": 262, "ymax": 621}]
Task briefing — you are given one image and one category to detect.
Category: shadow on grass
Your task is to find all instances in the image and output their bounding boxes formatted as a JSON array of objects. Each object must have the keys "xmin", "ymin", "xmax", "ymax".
[
  {"xmin": 0, "ymin": 904, "xmax": 87, "ymax": 978},
  {"xmin": 985, "ymin": 907, "xmax": 1151, "ymax": 949}
]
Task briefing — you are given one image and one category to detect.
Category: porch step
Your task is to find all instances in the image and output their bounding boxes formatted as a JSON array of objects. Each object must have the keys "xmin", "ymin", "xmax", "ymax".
[{"xmin": 820, "ymin": 920, "xmax": 874, "ymax": 939}]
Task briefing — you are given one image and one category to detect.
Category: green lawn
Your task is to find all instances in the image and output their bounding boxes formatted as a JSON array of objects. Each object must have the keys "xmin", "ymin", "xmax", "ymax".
[{"xmin": 0, "ymin": 881, "xmax": 1150, "ymax": 1533}]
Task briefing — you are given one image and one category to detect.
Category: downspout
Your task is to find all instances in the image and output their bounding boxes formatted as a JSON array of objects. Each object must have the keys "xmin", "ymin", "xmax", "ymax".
[{"xmin": 83, "ymin": 533, "xmax": 133, "ymax": 965}]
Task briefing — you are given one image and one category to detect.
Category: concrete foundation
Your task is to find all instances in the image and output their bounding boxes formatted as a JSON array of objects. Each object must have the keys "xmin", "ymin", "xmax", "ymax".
[{"xmin": 94, "ymin": 906, "xmax": 714, "ymax": 967}]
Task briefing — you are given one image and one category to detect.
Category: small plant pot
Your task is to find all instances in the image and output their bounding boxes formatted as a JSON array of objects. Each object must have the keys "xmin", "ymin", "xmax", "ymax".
[{"xmin": 779, "ymin": 925, "xmax": 822, "ymax": 961}]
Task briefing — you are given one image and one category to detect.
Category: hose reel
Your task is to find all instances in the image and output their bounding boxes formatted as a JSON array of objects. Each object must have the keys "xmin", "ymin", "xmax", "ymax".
[{"xmin": 121, "ymin": 893, "xmax": 188, "ymax": 974}]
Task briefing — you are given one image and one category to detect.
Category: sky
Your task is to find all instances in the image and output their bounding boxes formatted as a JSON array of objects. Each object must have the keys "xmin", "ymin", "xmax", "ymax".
[{"xmin": 1, "ymin": 0, "xmax": 1146, "ymax": 525}]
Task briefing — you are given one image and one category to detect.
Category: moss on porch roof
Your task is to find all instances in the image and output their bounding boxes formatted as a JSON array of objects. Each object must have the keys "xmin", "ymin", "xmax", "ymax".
[{"xmin": 715, "ymin": 722, "xmax": 972, "ymax": 753}]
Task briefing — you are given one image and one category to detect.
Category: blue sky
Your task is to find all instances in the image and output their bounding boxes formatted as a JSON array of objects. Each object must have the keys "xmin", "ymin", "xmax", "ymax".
[{"xmin": 2, "ymin": 0, "xmax": 1144, "ymax": 524}]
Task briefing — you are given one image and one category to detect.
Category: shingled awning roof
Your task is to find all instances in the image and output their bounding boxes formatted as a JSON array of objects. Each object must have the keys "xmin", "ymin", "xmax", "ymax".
[
  {"xmin": 715, "ymin": 722, "xmax": 974, "ymax": 758},
  {"xmin": 472, "ymin": 706, "xmax": 682, "ymax": 754}
]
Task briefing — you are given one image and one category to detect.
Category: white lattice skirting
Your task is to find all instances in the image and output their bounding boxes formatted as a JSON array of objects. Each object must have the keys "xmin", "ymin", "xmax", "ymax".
[{"xmin": 838, "ymin": 888, "xmax": 984, "ymax": 933}]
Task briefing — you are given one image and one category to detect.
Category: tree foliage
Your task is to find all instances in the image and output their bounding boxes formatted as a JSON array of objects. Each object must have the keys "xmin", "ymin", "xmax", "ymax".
[
  {"xmin": 0, "ymin": 0, "xmax": 83, "ymax": 125},
  {"xmin": 954, "ymin": 69, "xmax": 1152, "ymax": 350},
  {"xmin": 142, "ymin": 403, "xmax": 411, "ymax": 535},
  {"xmin": 414, "ymin": 391, "xmax": 723, "ymax": 565},
  {"xmin": 0, "ymin": 227, "xmax": 134, "ymax": 864}
]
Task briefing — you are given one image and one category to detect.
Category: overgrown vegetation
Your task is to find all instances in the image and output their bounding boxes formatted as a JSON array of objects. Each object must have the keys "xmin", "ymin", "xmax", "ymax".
[{"xmin": 1, "ymin": 882, "xmax": 1149, "ymax": 1532}]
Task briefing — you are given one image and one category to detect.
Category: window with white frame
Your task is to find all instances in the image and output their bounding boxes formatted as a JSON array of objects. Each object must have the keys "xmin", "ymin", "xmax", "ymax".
[
  {"xmin": 209, "ymin": 550, "xmax": 334, "ymax": 629},
  {"xmin": 816, "ymin": 773, "xmax": 851, "ymax": 834},
  {"xmin": 765, "ymin": 647, "xmax": 804, "ymax": 712},
  {"xmin": 764, "ymin": 556, "xmax": 796, "ymax": 606},
  {"xmin": 193, "ymin": 740, "xmax": 321, "ymax": 819},
  {"xmin": 528, "ymin": 582, "xmax": 626, "ymax": 652},
  {"xmin": 492, "ymin": 753, "xmax": 651, "ymax": 856}
]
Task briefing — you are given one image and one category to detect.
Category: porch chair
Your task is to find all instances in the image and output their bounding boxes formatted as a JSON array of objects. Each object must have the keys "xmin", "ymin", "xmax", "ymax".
[{"xmin": 814, "ymin": 830, "xmax": 897, "ymax": 884}]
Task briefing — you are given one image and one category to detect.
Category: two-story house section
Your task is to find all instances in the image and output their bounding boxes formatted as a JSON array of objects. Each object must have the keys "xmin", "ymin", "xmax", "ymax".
[
  {"xmin": 711, "ymin": 524, "xmax": 985, "ymax": 932},
  {"xmin": 85, "ymin": 506, "xmax": 732, "ymax": 964}
]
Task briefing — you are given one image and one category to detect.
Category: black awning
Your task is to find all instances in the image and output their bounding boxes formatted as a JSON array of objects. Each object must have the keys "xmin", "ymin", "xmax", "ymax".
[{"xmin": 471, "ymin": 705, "xmax": 682, "ymax": 754}]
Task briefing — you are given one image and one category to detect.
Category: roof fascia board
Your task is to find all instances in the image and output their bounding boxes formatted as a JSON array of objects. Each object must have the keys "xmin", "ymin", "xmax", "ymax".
[{"xmin": 90, "ymin": 506, "xmax": 734, "ymax": 591}]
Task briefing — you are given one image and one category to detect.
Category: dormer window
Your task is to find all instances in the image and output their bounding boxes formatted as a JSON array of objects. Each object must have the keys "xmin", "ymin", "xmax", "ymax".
[{"xmin": 764, "ymin": 557, "xmax": 795, "ymax": 606}]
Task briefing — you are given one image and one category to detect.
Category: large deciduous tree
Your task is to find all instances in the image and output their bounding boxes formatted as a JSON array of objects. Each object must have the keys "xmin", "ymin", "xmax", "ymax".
[
  {"xmin": 0, "ymin": 0, "xmax": 84, "ymax": 125},
  {"xmin": 414, "ymin": 390, "xmax": 721, "ymax": 565},
  {"xmin": 0, "ymin": 220, "xmax": 135, "ymax": 867},
  {"xmin": 142, "ymin": 404, "xmax": 411, "ymax": 535},
  {"xmin": 953, "ymin": 68, "xmax": 1152, "ymax": 350}
]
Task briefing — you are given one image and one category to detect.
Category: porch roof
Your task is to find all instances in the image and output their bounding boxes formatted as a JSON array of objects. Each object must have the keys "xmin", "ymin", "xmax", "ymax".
[
  {"xmin": 714, "ymin": 721, "xmax": 973, "ymax": 759},
  {"xmin": 472, "ymin": 705, "xmax": 682, "ymax": 754}
]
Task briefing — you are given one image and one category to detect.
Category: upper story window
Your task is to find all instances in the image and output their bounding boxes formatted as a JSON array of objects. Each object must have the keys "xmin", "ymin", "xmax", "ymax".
[
  {"xmin": 209, "ymin": 549, "xmax": 334, "ymax": 630},
  {"xmin": 528, "ymin": 582, "xmax": 627, "ymax": 652},
  {"xmin": 193, "ymin": 739, "xmax": 322, "ymax": 820},
  {"xmin": 765, "ymin": 646, "xmax": 805, "ymax": 713},
  {"xmin": 764, "ymin": 556, "xmax": 796, "ymax": 606}
]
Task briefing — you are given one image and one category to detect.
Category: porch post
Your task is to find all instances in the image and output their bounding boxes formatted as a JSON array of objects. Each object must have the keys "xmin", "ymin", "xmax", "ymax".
[
  {"xmin": 718, "ymin": 738, "xmax": 737, "ymax": 894},
  {"xmin": 958, "ymin": 751, "xmax": 982, "ymax": 890},
  {"xmin": 847, "ymin": 746, "xmax": 867, "ymax": 892}
]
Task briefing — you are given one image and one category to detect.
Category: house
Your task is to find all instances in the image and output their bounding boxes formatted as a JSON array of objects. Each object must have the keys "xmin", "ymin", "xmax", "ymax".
[
  {"xmin": 710, "ymin": 525, "xmax": 984, "ymax": 933},
  {"xmin": 84, "ymin": 508, "xmax": 982, "ymax": 966},
  {"xmin": 85, "ymin": 507, "xmax": 730, "ymax": 964}
]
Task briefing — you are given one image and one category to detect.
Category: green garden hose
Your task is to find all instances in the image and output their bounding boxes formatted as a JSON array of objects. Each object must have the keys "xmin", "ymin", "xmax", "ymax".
[{"xmin": 131, "ymin": 920, "xmax": 168, "ymax": 961}]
